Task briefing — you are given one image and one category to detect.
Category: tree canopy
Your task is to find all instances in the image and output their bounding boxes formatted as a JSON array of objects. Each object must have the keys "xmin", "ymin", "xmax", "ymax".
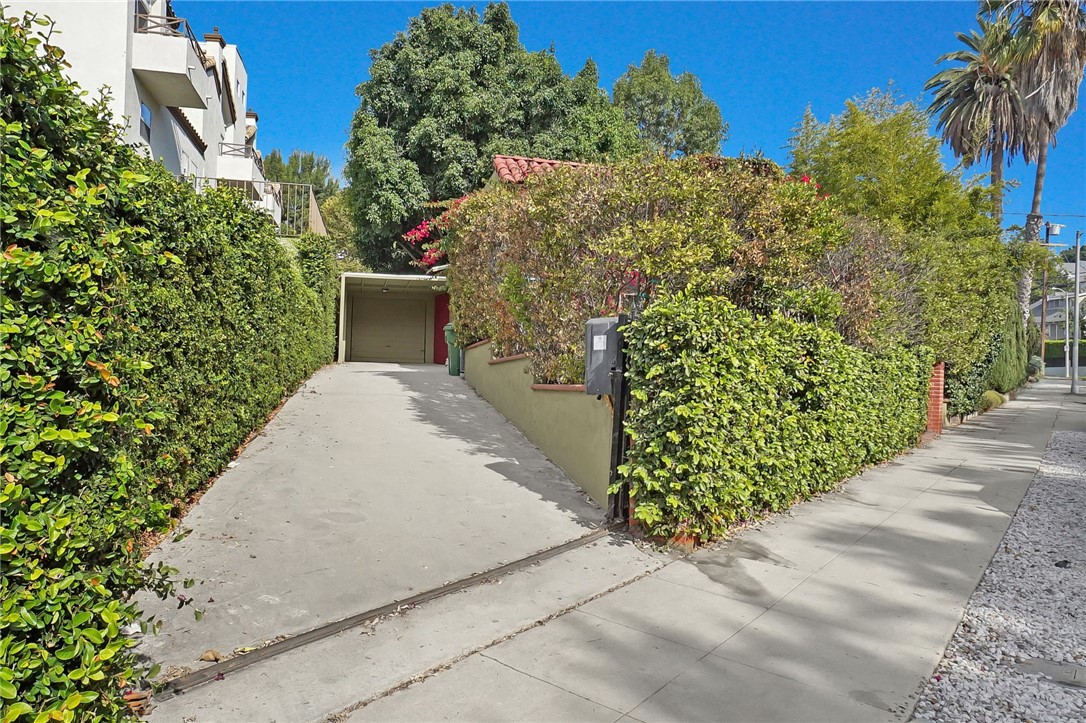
[
  {"xmin": 787, "ymin": 88, "xmax": 1021, "ymax": 400},
  {"xmin": 344, "ymin": 2, "xmax": 642, "ymax": 270},
  {"xmin": 262, "ymin": 149, "xmax": 340, "ymax": 202},
  {"xmin": 925, "ymin": 15, "xmax": 1028, "ymax": 218},
  {"xmin": 612, "ymin": 50, "xmax": 728, "ymax": 157},
  {"xmin": 789, "ymin": 87, "xmax": 997, "ymax": 237}
]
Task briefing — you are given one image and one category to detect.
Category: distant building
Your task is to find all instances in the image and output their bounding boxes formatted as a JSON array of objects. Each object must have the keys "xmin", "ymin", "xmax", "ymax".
[
  {"xmin": 8, "ymin": 0, "xmax": 323, "ymax": 235},
  {"xmin": 1032, "ymin": 263, "xmax": 1085, "ymax": 341}
]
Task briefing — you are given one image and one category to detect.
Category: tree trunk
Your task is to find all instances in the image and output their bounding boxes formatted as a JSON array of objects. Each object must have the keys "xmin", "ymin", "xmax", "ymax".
[
  {"xmin": 1020, "ymin": 137, "xmax": 1050, "ymax": 323},
  {"xmin": 991, "ymin": 142, "xmax": 1003, "ymax": 224},
  {"xmin": 1030, "ymin": 141, "xmax": 1048, "ymax": 218}
]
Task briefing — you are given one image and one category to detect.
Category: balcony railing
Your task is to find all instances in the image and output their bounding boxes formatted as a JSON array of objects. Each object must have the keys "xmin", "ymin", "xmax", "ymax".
[
  {"xmin": 219, "ymin": 142, "xmax": 264, "ymax": 175},
  {"xmin": 134, "ymin": 14, "xmax": 208, "ymax": 66},
  {"xmin": 185, "ymin": 176, "xmax": 327, "ymax": 238}
]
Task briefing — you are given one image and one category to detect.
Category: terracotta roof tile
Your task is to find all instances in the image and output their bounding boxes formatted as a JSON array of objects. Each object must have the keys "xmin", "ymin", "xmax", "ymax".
[{"xmin": 492, "ymin": 155, "xmax": 591, "ymax": 184}]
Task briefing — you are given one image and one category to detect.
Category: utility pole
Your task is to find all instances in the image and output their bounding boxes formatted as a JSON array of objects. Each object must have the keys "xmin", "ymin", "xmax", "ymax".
[
  {"xmin": 1040, "ymin": 223, "xmax": 1050, "ymax": 369},
  {"xmin": 1040, "ymin": 222, "xmax": 1064, "ymax": 373},
  {"xmin": 1073, "ymin": 230, "xmax": 1082, "ymax": 395}
]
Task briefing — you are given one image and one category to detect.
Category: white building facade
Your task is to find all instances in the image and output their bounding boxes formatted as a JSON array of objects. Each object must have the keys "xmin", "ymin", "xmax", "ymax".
[
  {"xmin": 1031, "ymin": 263, "xmax": 1085, "ymax": 342},
  {"xmin": 8, "ymin": 0, "xmax": 282, "ymax": 224}
]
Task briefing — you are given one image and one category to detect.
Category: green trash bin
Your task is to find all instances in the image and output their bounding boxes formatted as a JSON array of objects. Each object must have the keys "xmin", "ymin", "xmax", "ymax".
[{"xmin": 444, "ymin": 323, "xmax": 461, "ymax": 376}]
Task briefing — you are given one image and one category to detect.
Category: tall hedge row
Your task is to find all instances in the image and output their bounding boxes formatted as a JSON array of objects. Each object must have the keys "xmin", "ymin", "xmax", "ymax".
[
  {"xmin": 620, "ymin": 294, "xmax": 932, "ymax": 541},
  {"xmin": 1, "ymin": 12, "xmax": 334, "ymax": 719},
  {"xmin": 122, "ymin": 175, "xmax": 336, "ymax": 504}
]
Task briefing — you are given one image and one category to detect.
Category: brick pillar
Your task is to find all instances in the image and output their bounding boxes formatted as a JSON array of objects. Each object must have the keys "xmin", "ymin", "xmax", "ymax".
[{"xmin": 926, "ymin": 361, "xmax": 945, "ymax": 435}]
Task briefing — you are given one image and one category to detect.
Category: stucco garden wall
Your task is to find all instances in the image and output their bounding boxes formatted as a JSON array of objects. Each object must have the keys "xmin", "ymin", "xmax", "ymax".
[{"xmin": 464, "ymin": 341, "xmax": 612, "ymax": 507}]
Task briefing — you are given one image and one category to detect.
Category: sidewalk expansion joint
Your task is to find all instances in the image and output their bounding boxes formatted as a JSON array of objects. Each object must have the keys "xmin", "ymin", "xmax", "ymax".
[
  {"xmin": 323, "ymin": 557, "xmax": 672, "ymax": 722},
  {"xmin": 154, "ymin": 521, "xmax": 628, "ymax": 702}
]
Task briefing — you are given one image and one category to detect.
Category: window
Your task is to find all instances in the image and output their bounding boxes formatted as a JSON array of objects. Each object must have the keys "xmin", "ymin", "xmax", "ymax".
[{"xmin": 139, "ymin": 103, "xmax": 152, "ymax": 143}]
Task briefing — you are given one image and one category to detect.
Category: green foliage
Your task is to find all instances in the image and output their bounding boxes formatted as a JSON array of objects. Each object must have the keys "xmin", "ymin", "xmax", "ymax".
[
  {"xmin": 611, "ymin": 50, "xmax": 728, "ymax": 156},
  {"xmin": 0, "ymin": 12, "xmax": 335, "ymax": 718},
  {"xmin": 987, "ymin": 308, "xmax": 1028, "ymax": 393},
  {"xmin": 344, "ymin": 1, "xmax": 642, "ymax": 271},
  {"xmin": 978, "ymin": 390, "xmax": 1006, "ymax": 412},
  {"xmin": 262, "ymin": 149, "xmax": 339, "ymax": 202},
  {"xmin": 924, "ymin": 14, "xmax": 1027, "ymax": 215},
  {"xmin": 1044, "ymin": 339, "xmax": 1086, "ymax": 365},
  {"xmin": 319, "ymin": 192, "xmax": 368, "ymax": 273},
  {"xmin": 1027, "ymin": 316, "xmax": 1041, "ymax": 356},
  {"xmin": 943, "ymin": 316, "xmax": 1024, "ymax": 417},
  {"xmin": 1028, "ymin": 354, "xmax": 1044, "ymax": 376},
  {"xmin": 344, "ymin": 111, "xmax": 428, "ymax": 270},
  {"xmin": 445, "ymin": 156, "xmax": 887, "ymax": 383},
  {"xmin": 789, "ymin": 87, "xmax": 999, "ymax": 235},
  {"xmin": 620, "ymin": 293, "xmax": 932, "ymax": 541},
  {"xmin": 788, "ymin": 87, "xmax": 1020, "ymax": 410},
  {"xmin": 1, "ymin": 13, "xmax": 168, "ymax": 719},
  {"xmin": 120, "ymin": 173, "xmax": 339, "ymax": 503}
]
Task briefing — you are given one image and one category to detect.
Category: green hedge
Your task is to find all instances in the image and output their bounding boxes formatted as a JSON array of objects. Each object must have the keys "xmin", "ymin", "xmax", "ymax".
[
  {"xmin": 0, "ymin": 12, "xmax": 334, "ymax": 720},
  {"xmin": 122, "ymin": 171, "xmax": 336, "ymax": 504},
  {"xmin": 620, "ymin": 293, "xmax": 932, "ymax": 541},
  {"xmin": 1044, "ymin": 339, "xmax": 1085, "ymax": 366}
]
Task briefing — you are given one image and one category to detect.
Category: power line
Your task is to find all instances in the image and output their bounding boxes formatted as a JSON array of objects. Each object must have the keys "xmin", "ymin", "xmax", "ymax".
[{"xmin": 1006, "ymin": 212, "xmax": 1086, "ymax": 218}]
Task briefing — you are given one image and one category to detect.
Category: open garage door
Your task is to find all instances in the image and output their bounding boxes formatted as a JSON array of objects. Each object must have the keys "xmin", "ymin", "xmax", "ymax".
[
  {"xmin": 338, "ymin": 273, "xmax": 448, "ymax": 364},
  {"xmin": 350, "ymin": 295, "xmax": 427, "ymax": 363}
]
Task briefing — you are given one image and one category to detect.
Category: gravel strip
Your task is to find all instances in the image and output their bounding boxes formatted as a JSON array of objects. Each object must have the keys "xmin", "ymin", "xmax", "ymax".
[{"xmin": 913, "ymin": 431, "xmax": 1086, "ymax": 723}]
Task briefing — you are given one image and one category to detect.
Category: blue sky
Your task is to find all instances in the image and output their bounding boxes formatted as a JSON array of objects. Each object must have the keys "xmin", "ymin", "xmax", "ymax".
[{"xmin": 179, "ymin": 0, "xmax": 1085, "ymax": 247}]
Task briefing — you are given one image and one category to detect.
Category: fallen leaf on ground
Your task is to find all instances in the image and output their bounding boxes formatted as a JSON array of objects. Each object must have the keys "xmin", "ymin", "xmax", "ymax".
[{"xmin": 198, "ymin": 649, "xmax": 225, "ymax": 662}]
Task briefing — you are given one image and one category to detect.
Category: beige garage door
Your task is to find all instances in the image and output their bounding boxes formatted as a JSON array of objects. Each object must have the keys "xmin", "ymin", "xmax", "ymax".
[{"xmin": 350, "ymin": 295, "xmax": 427, "ymax": 363}]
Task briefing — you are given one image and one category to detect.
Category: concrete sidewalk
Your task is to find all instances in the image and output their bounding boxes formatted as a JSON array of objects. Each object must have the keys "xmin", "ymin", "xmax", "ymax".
[{"xmin": 349, "ymin": 380, "xmax": 1083, "ymax": 723}]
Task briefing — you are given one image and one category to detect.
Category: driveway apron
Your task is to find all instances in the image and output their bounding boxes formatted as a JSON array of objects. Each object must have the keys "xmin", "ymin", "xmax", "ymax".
[{"xmin": 134, "ymin": 363, "xmax": 604, "ymax": 673}]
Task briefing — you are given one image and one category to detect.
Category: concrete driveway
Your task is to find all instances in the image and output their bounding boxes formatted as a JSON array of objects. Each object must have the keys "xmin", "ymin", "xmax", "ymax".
[{"xmin": 135, "ymin": 363, "xmax": 604, "ymax": 674}]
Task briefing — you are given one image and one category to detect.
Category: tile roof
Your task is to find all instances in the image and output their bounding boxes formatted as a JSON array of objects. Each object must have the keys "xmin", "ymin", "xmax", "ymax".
[{"xmin": 492, "ymin": 155, "xmax": 591, "ymax": 184}]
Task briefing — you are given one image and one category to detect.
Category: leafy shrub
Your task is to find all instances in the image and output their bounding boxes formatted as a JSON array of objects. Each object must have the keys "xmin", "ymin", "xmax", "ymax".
[
  {"xmin": 1, "ymin": 12, "xmax": 335, "ymax": 719},
  {"xmin": 987, "ymin": 308, "xmax": 1027, "ymax": 394},
  {"xmin": 945, "ymin": 331, "xmax": 1001, "ymax": 417},
  {"xmin": 978, "ymin": 390, "xmax": 1006, "ymax": 412},
  {"xmin": 1027, "ymin": 317, "xmax": 1041, "ymax": 357},
  {"xmin": 1027, "ymin": 355, "xmax": 1044, "ymax": 377},
  {"xmin": 1044, "ymin": 339, "xmax": 1085, "ymax": 367},
  {"xmin": 445, "ymin": 155, "xmax": 924, "ymax": 383},
  {"xmin": 120, "ymin": 173, "xmax": 336, "ymax": 502},
  {"xmin": 620, "ymin": 292, "xmax": 932, "ymax": 541}
]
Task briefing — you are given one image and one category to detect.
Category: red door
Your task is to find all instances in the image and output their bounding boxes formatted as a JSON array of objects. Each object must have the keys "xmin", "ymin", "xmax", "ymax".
[{"xmin": 433, "ymin": 293, "xmax": 450, "ymax": 364}]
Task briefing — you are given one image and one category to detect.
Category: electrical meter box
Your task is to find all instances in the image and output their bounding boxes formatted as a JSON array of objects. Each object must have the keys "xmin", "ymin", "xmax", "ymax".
[{"xmin": 585, "ymin": 317, "xmax": 621, "ymax": 395}]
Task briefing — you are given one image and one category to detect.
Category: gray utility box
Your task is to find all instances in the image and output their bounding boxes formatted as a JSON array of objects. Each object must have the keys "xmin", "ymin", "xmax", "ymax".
[{"xmin": 585, "ymin": 317, "xmax": 621, "ymax": 395}]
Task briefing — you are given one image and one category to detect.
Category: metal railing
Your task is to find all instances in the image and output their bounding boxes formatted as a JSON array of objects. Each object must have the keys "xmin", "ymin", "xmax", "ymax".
[
  {"xmin": 185, "ymin": 176, "xmax": 326, "ymax": 238},
  {"xmin": 134, "ymin": 14, "xmax": 208, "ymax": 66},
  {"xmin": 219, "ymin": 142, "xmax": 264, "ymax": 175}
]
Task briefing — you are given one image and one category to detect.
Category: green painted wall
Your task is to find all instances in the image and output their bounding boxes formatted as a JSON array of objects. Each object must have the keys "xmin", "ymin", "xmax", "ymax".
[{"xmin": 464, "ymin": 343, "xmax": 612, "ymax": 507}]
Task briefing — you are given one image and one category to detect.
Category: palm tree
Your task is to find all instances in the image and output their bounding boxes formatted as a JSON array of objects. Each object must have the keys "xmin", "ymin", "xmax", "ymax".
[
  {"xmin": 988, "ymin": 1, "xmax": 1086, "ymax": 238},
  {"xmin": 926, "ymin": 16, "xmax": 1028, "ymax": 222},
  {"xmin": 985, "ymin": 1, "xmax": 1086, "ymax": 318}
]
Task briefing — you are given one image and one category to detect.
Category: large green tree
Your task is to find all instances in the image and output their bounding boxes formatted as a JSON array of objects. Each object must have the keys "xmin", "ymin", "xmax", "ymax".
[
  {"xmin": 789, "ymin": 87, "xmax": 998, "ymax": 236},
  {"xmin": 345, "ymin": 2, "xmax": 641, "ymax": 270},
  {"xmin": 788, "ymin": 88, "xmax": 1018, "ymax": 396},
  {"xmin": 263, "ymin": 149, "xmax": 340, "ymax": 202},
  {"xmin": 611, "ymin": 50, "xmax": 728, "ymax": 157}
]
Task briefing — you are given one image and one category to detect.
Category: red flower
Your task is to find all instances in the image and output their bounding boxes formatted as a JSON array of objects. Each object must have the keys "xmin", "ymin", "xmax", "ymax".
[{"xmin": 801, "ymin": 175, "xmax": 811, "ymax": 183}]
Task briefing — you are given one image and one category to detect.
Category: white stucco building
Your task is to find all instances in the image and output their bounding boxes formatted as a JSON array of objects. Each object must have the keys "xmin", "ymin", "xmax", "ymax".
[
  {"xmin": 8, "ymin": 0, "xmax": 294, "ymax": 228},
  {"xmin": 1031, "ymin": 262, "xmax": 1085, "ymax": 342}
]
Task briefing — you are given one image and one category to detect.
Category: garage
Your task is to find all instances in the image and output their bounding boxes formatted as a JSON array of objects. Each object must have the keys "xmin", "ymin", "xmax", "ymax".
[{"xmin": 337, "ymin": 273, "xmax": 449, "ymax": 364}]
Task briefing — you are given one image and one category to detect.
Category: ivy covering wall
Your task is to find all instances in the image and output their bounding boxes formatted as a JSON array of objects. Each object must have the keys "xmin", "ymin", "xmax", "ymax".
[{"xmin": 0, "ymin": 12, "xmax": 335, "ymax": 719}]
